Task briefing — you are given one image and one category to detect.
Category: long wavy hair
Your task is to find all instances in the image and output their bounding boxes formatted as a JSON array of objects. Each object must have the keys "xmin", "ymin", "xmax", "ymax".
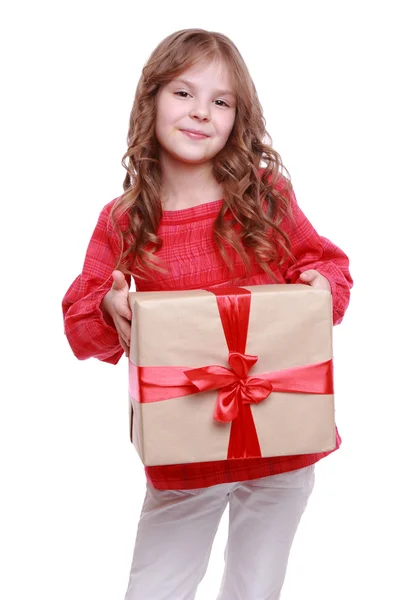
[{"xmin": 111, "ymin": 28, "xmax": 294, "ymax": 279}]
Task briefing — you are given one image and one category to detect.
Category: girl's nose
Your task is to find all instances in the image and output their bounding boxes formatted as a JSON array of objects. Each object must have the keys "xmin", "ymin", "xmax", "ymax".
[{"xmin": 189, "ymin": 104, "xmax": 210, "ymax": 122}]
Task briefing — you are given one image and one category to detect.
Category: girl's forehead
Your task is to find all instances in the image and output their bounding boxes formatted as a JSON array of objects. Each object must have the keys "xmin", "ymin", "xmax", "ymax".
[{"xmin": 175, "ymin": 59, "xmax": 234, "ymax": 88}]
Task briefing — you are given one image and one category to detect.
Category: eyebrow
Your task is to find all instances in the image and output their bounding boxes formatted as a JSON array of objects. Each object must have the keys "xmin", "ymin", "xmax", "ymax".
[{"xmin": 172, "ymin": 78, "xmax": 236, "ymax": 98}]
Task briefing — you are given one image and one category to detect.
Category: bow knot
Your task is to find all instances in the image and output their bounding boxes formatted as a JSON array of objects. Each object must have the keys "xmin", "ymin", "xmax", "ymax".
[
  {"xmin": 184, "ymin": 351, "xmax": 273, "ymax": 423},
  {"xmin": 227, "ymin": 351, "xmax": 258, "ymax": 379}
]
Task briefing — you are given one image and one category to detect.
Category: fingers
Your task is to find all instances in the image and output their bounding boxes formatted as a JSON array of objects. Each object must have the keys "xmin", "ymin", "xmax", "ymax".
[
  {"xmin": 111, "ymin": 270, "xmax": 128, "ymax": 291},
  {"xmin": 119, "ymin": 335, "xmax": 130, "ymax": 358},
  {"xmin": 101, "ymin": 273, "xmax": 132, "ymax": 355},
  {"xmin": 116, "ymin": 300, "xmax": 132, "ymax": 322},
  {"xmin": 299, "ymin": 270, "xmax": 331, "ymax": 291},
  {"xmin": 299, "ymin": 269, "xmax": 318, "ymax": 283},
  {"xmin": 115, "ymin": 315, "xmax": 131, "ymax": 349},
  {"xmin": 110, "ymin": 270, "xmax": 132, "ymax": 321}
]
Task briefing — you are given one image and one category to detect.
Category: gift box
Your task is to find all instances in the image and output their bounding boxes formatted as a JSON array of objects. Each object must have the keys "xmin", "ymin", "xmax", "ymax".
[{"xmin": 128, "ymin": 284, "xmax": 335, "ymax": 466}]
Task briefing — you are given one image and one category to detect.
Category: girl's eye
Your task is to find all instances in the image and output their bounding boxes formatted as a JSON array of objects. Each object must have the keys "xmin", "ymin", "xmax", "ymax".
[
  {"xmin": 214, "ymin": 99, "xmax": 229, "ymax": 108},
  {"xmin": 173, "ymin": 92, "xmax": 229, "ymax": 107}
]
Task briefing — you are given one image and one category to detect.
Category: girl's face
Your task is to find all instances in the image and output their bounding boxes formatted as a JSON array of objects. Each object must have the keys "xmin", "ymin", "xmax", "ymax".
[{"xmin": 155, "ymin": 60, "xmax": 237, "ymax": 167}]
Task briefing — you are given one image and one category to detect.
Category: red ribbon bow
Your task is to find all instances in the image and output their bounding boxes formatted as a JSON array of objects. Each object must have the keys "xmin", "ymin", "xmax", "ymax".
[{"xmin": 184, "ymin": 351, "xmax": 273, "ymax": 423}]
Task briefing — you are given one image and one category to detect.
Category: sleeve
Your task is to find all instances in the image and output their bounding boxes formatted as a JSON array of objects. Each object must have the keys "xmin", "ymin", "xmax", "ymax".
[
  {"xmin": 280, "ymin": 188, "xmax": 353, "ymax": 325},
  {"xmin": 62, "ymin": 201, "xmax": 130, "ymax": 364}
]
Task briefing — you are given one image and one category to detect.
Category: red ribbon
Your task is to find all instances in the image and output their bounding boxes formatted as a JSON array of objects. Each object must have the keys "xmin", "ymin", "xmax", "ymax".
[{"xmin": 129, "ymin": 287, "xmax": 333, "ymax": 460}]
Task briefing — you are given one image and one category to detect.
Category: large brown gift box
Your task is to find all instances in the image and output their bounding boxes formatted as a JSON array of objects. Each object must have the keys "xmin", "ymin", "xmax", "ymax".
[{"xmin": 128, "ymin": 284, "xmax": 335, "ymax": 467}]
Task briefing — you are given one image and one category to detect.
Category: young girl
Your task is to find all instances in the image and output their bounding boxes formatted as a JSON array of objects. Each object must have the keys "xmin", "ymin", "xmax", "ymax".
[{"xmin": 63, "ymin": 29, "xmax": 352, "ymax": 600}]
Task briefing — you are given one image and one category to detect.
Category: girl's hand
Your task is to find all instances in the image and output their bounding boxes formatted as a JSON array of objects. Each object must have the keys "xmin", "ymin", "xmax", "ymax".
[
  {"xmin": 101, "ymin": 270, "xmax": 132, "ymax": 356},
  {"xmin": 299, "ymin": 269, "xmax": 331, "ymax": 292}
]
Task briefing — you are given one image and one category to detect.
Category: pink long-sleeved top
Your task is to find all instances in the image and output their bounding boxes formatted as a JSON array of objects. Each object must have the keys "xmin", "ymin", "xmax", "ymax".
[{"xmin": 63, "ymin": 184, "xmax": 352, "ymax": 490}]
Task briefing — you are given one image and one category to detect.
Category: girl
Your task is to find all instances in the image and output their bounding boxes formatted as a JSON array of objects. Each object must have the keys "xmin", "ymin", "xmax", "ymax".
[{"xmin": 63, "ymin": 29, "xmax": 352, "ymax": 600}]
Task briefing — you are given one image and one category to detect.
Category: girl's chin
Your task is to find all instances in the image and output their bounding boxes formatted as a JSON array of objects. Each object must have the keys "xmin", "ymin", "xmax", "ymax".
[{"xmin": 161, "ymin": 150, "xmax": 216, "ymax": 166}]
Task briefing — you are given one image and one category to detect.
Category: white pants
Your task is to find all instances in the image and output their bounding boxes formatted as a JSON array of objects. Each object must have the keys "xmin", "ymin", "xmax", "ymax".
[{"xmin": 124, "ymin": 466, "xmax": 315, "ymax": 600}]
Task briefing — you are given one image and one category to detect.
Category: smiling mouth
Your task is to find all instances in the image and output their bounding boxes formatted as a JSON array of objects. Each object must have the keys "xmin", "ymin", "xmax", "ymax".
[{"xmin": 180, "ymin": 129, "xmax": 210, "ymax": 140}]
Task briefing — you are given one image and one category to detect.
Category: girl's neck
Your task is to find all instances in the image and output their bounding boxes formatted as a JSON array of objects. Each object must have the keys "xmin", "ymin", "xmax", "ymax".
[{"xmin": 160, "ymin": 155, "xmax": 224, "ymax": 211}]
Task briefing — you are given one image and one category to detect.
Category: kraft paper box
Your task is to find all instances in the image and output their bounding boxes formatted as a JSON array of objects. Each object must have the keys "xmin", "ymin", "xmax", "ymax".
[{"xmin": 128, "ymin": 285, "xmax": 335, "ymax": 467}]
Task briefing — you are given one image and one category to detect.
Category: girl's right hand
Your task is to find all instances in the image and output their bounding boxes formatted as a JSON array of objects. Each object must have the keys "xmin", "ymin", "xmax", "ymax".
[{"xmin": 101, "ymin": 270, "xmax": 132, "ymax": 356}]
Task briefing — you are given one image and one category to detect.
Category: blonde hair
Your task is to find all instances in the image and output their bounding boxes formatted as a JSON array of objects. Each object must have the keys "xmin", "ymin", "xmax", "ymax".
[{"xmin": 111, "ymin": 28, "xmax": 294, "ymax": 279}]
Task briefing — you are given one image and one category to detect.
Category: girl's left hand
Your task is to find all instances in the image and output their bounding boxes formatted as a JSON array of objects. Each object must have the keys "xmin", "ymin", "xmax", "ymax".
[{"xmin": 299, "ymin": 269, "xmax": 331, "ymax": 291}]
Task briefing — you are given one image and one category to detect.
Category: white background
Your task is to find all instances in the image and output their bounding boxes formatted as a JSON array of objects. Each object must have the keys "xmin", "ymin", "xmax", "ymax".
[{"xmin": 1, "ymin": 1, "xmax": 399, "ymax": 598}]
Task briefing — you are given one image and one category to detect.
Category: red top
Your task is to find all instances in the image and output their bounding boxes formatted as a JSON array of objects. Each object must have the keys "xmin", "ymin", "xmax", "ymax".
[{"xmin": 62, "ymin": 185, "xmax": 353, "ymax": 490}]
